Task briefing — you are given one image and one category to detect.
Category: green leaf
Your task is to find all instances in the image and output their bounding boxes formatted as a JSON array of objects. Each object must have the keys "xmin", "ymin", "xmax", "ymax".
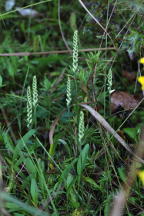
[
  {"xmin": 77, "ymin": 144, "xmax": 89, "ymax": 182},
  {"xmin": 25, "ymin": 158, "xmax": 37, "ymax": 177},
  {"xmin": 2, "ymin": 192, "xmax": 48, "ymax": 216},
  {"xmin": 17, "ymin": 129, "xmax": 36, "ymax": 145},
  {"xmin": 69, "ymin": 189, "xmax": 80, "ymax": 208},
  {"xmin": 118, "ymin": 167, "xmax": 126, "ymax": 182},
  {"xmin": 83, "ymin": 176, "xmax": 101, "ymax": 190},
  {"xmin": 123, "ymin": 127, "xmax": 138, "ymax": 141},
  {"xmin": 13, "ymin": 129, "xmax": 36, "ymax": 161},
  {"xmin": 2, "ymin": 131, "xmax": 14, "ymax": 153},
  {"xmin": 30, "ymin": 178, "xmax": 39, "ymax": 205},
  {"xmin": 14, "ymin": 214, "xmax": 25, "ymax": 216},
  {"xmin": 0, "ymin": 75, "xmax": 2, "ymax": 87},
  {"xmin": 69, "ymin": 12, "xmax": 77, "ymax": 31},
  {"xmin": 60, "ymin": 158, "xmax": 77, "ymax": 183}
]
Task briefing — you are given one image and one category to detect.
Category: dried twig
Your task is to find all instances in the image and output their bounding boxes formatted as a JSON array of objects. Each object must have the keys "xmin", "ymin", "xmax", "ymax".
[
  {"xmin": 110, "ymin": 129, "xmax": 144, "ymax": 216},
  {"xmin": 0, "ymin": 156, "xmax": 11, "ymax": 216},
  {"xmin": 58, "ymin": 0, "xmax": 71, "ymax": 51},
  {"xmin": 0, "ymin": 47, "xmax": 116, "ymax": 57},
  {"xmin": 49, "ymin": 117, "xmax": 59, "ymax": 149},
  {"xmin": 48, "ymin": 117, "xmax": 59, "ymax": 169}
]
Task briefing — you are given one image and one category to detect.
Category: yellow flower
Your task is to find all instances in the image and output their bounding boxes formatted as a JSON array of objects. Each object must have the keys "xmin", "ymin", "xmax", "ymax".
[
  {"xmin": 137, "ymin": 76, "xmax": 144, "ymax": 90},
  {"xmin": 139, "ymin": 57, "xmax": 144, "ymax": 64},
  {"xmin": 137, "ymin": 170, "xmax": 144, "ymax": 185}
]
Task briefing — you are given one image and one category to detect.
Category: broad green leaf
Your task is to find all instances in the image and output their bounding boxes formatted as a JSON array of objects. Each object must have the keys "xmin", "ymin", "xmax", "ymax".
[
  {"xmin": 118, "ymin": 167, "xmax": 126, "ymax": 182},
  {"xmin": 25, "ymin": 158, "xmax": 37, "ymax": 177},
  {"xmin": 123, "ymin": 127, "xmax": 138, "ymax": 141},
  {"xmin": 69, "ymin": 189, "xmax": 80, "ymax": 208},
  {"xmin": 83, "ymin": 176, "xmax": 101, "ymax": 190},
  {"xmin": 0, "ymin": 75, "xmax": 2, "ymax": 87},
  {"xmin": 2, "ymin": 192, "xmax": 48, "ymax": 216},
  {"xmin": 15, "ymin": 129, "xmax": 36, "ymax": 153},
  {"xmin": 77, "ymin": 144, "xmax": 89, "ymax": 179},
  {"xmin": 60, "ymin": 158, "xmax": 77, "ymax": 183},
  {"xmin": 30, "ymin": 178, "xmax": 39, "ymax": 205}
]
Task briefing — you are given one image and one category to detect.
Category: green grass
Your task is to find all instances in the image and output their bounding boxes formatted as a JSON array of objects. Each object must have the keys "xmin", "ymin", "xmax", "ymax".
[{"xmin": 0, "ymin": 0, "xmax": 144, "ymax": 215}]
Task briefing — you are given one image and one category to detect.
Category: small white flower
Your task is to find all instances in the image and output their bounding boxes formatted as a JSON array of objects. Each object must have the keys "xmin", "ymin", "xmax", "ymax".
[{"xmin": 16, "ymin": 7, "xmax": 39, "ymax": 17}]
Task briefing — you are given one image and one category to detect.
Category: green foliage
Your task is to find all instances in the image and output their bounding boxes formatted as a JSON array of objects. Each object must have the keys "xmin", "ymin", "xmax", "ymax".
[
  {"xmin": 77, "ymin": 144, "xmax": 89, "ymax": 183},
  {"xmin": 0, "ymin": 0, "xmax": 144, "ymax": 215},
  {"xmin": 0, "ymin": 75, "xmax": 3, "ymax": 88}
]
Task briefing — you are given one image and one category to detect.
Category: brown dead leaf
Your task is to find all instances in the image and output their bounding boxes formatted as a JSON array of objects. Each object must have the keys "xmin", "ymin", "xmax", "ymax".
[
  {"xmin": 111, "ymin": 91, "xmax": 139, "ymax": 112},
  {"xmin": 122, "ymin": 70, "xmax": 136, "ymax": 81}
]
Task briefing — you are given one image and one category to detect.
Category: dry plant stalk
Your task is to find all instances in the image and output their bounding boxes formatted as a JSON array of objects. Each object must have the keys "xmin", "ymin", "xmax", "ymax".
[
  {"xmin": 110, "ymin": 129, "xmax": 144, "ymax": 216},
  {"xmin": 0, "ymin": 47, "xmax": 116, "ymax": 57},
  {"xmin": 0, "ymin": 155, "xmax": 11, "ymax": 216},
  {"xmin": 48, "ymin": 117, "xmax": 59, "ymax": 169}
]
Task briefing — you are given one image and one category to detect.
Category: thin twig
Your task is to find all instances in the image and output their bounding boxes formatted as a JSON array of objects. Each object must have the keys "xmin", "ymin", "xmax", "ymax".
[
  {"xmin": 78, "ymin": 0, "xmax": 116, "ymax": 48},
  {"xmin": 0, "ymin": 47, "xmax": 117, "ymax": 57},
  {"xmin": 0, "ymin": 156, "xmax": 11, "ymax": 216},
  {"xmin": 58, "ymin": 0, "xmax": 71, "ymax": 51},
  {"xmin": 110, "ymin": 130, "xmax": 144, "ymax": 216}
]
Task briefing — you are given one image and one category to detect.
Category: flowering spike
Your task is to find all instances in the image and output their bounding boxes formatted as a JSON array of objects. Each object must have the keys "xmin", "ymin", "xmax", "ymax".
[
  {"xmin": 27, "ymin": 86, "xmax": 33, "ymax": 128},
  {"xmin": 32, "ymin": 75, "xmax": 38, "ymax": 107},
  {"xmin": 78, "ymin": 111, "xmax": 85, "ymax": 144},
  {"xmin": 66, "ymin": 75, "xmax": 72, "ymax": 107},
  {"xmin": 72, "ymin": 30, "xmax": 78, "ymax": 74}
]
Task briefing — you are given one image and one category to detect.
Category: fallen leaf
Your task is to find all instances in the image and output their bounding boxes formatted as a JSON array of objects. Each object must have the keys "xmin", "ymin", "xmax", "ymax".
[
  {"xmin": 110, "ymin": 91, "xmax": 139, "ymax": 112},
  {"xmin": 122, "ymin": 70, "xmax": 136, "ymax": 81}
]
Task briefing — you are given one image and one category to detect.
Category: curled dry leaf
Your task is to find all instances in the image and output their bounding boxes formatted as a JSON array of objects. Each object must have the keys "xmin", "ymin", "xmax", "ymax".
[{"xmin": 110, "ymin": 91, "xmax": 139, "ymax": 112}]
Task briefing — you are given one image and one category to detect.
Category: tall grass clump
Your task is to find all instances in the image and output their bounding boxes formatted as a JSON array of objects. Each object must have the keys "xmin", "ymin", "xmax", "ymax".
[{"xmin": 2, "ymin": 1, "xmax": 144, "ymax": 215}]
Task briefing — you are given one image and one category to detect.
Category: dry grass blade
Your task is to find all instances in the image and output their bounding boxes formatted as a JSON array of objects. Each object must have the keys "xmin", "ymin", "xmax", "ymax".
[
  {"xmin": 80, "ymin": 104, "xmax": 144, "ymax": 164},
  {"xmin": 0, "ymin": 155, "xmax": 11, "ymax": 216},
  {"xmin": 49, "ymin": 117, "xmax": 59, "ymax": 148},
  {"xmin": 48, "ymin": 117, "xmax": 59, "ymax": 169},
  {"xmin": 110, "ymin": 190, "xmax": 126, "ymax": 216},
  {"xmin": 0, "ymin": 47, "xmax": 116, "ymax": 57},
  {"xmin": 110, "ymin": 129, "xmax": 144, "ymax": 216}
]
